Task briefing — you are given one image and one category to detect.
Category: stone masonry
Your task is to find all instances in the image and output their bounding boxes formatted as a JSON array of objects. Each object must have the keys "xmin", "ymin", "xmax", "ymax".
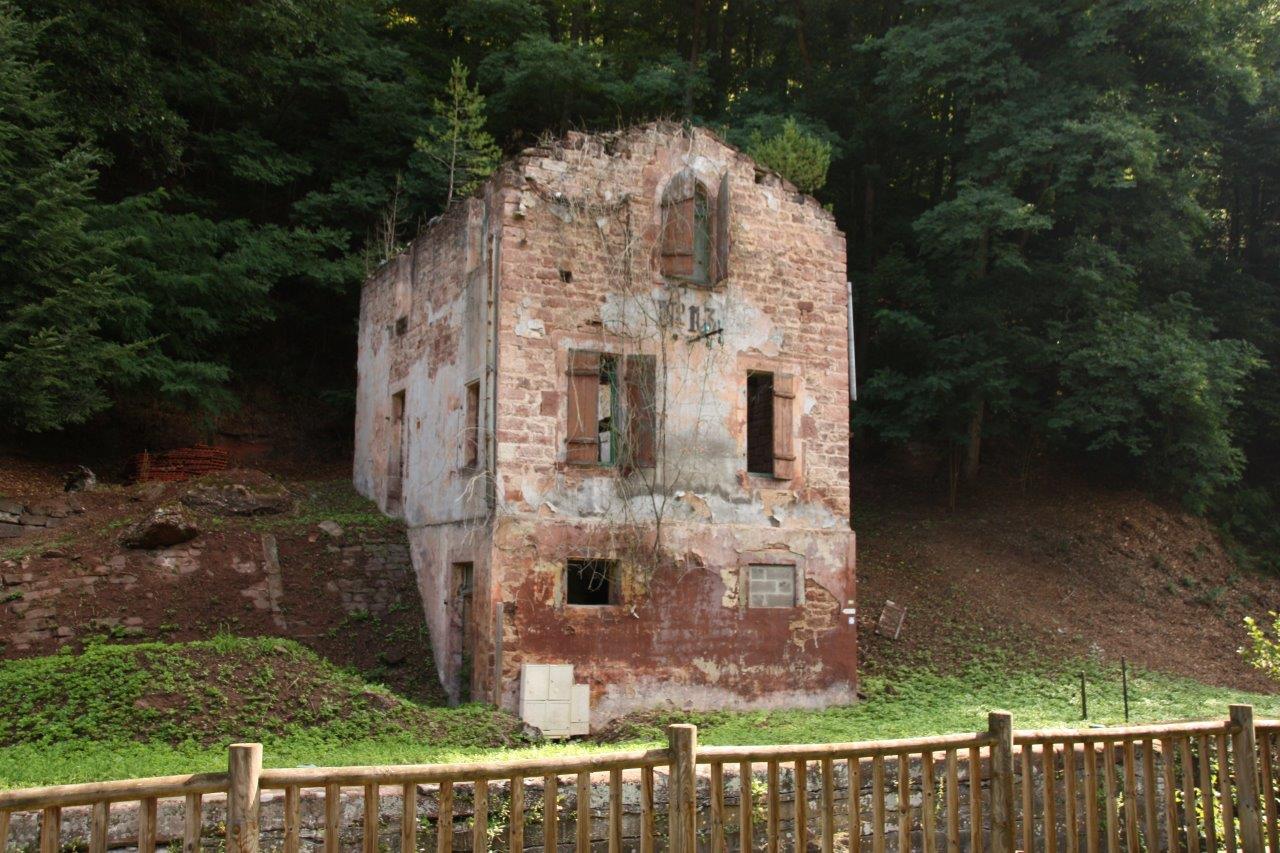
[
  {"xmin": 354, "ymin": 122, "xmax": 856, "ymax": 728},
  {"xmin": 0, "ymin": 493, "xmax": 83, "ymax": 539}
]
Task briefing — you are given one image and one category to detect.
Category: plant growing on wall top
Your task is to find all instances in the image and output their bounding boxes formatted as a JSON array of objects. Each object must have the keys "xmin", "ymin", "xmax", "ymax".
[{"xmin": 413, "ymin": 58, "xmax": 501, "ymax": 208}]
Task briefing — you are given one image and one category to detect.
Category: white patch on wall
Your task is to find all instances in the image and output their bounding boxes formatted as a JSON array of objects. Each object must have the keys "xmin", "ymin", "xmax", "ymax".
[
  {"xmin": 515, "ymin": 316, "xmax": 545, "ymax": 339},
  {"xmin": 520, "ymin": 663, "xmax": 589, "ymax": 738}
]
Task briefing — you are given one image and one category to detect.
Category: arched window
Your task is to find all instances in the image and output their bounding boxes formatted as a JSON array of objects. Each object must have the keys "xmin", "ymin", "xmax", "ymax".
[
  {"xmin": 660, "ymin": 170, "xmax": 730, "ymax": 286},
  {"xmin": 660, "ymin": 174, "xmax": 712, "ymax": 285}
]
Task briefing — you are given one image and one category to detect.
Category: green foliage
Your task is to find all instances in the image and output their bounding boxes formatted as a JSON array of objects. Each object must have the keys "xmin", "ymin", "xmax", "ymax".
[
  {"xmin": 4, "ymin": 0, "xmax": 421, "ymax": 427},
  {"xmin": 2, "ymin": 0, "xmax": 1279, "ymax": 533},
  {"xmin": 849, "ymin": 0, "xmax": 1275, "ymax": 514},
  {"xmin": 0, "ymin": 636, "xmax": 531, "ymax": 785},
  {"xmin": 1240, "ymin": 613, "xmax": 1280, "ymax": 682},
  {"xmin": 0, "ymin": 5, "xmax": 138, "ymax": 430},
  {"xmin": 745, "ymin": 118, "xmax": 832, "ymax": 194},
  {"xmin": 1052, "ymin": 301, "xmax": 1261, "ymax": 511},
  {"xmin": 412, "ymin": 59, "xmax": 501, "ymax": 207},
  {"xmin": 6, "ymin": 646, "xmax": 1277, "ymax": 787}
]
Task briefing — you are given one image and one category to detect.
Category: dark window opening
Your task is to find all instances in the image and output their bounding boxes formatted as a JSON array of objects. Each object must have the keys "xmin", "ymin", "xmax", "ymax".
[
  {"xmin": 747, "ymin": 372, "xmax": 775, "ymax": 475},
  {"xmin": 464, "ymin": 381, "xmax": 480, "ymax": 468},
  {"xmin": 387, "ymin": 390, "xmax": 406, "ymax": 503},
  {"xmin": 451, "ymin": 562, "xmax": 473, "ymax": 701},
  {"xmin": 565, "ymin": 558, "xmax": 619, "ymax": 606},
  {"xmin": 558, "ymin": 268, "xmax": 572, "ymax": 283},
  {"xmin": 395, "ymin": 316, "xmax": 408, "ymax": 336}
]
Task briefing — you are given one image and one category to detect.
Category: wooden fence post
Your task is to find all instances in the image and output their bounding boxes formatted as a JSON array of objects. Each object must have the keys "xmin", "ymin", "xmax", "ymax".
[
  {"xmin": 227, "ymin": 743, "xmax": 263, "ymax": 853},
  {"xmin": 667, "ymin": 724, "xmax": 697, "ymax": 853},
  {"xmin": 988, "ymin": 711, "xmax": 1015, "ymax": 853},
  {"xmin": 1231, "ymin": 704, "xmax": 1265, "ymax": 853}
]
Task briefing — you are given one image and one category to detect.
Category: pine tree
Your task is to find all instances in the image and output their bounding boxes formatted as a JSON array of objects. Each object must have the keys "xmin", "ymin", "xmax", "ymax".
[
  {"xmin": 413, "ymin": 58, "xmax": 501, "ymax": 207},
  {"xmin": 0, "ymin": 3, "xmax": 134, "ymax": 430},
  {"xmin": 746, "ymin": 118, "xmax": 832, "ymax": 194}
]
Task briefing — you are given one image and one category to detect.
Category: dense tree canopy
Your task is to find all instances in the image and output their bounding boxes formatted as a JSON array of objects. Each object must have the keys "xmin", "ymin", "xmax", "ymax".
[{"xmin": 2, "ymin": 0, "xmax": 1278, "ymax": 553}]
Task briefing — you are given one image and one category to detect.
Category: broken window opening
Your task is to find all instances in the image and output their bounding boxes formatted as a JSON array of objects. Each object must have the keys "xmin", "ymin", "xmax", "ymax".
[
  {"xmin": 567, "ymin": 350, "xmax": 657, "ymax": 469},
  {"xmin": 565, "ymin": 558, "xmax": 620, "ymax": 606},
  {"xmin": 566, "ymin": 351, "xmax": 619, "ymax": 466},
  {"xmin": 387, "ymin": 390, "xmax": 406, "ymax": 504},
  {"xmin": 451, "ymin": 562, "xmax": 474, "ymax": 701},
  {"xmin": 747, "ymin": 372, "xmax": 775, "ymax": 476},
  {"xmin": 464, "ymin": 380, "xmax": 480, "ymax": 468}
]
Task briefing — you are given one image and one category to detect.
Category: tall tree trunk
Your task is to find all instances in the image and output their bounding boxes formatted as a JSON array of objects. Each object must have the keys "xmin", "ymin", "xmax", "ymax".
[
  {"xmin": 790, "ymin": 0, "xmax": 811, "ymax": 71},
  {"xmin": 684, "ymin": 0, "xmax": 703, "ymax": 121},
  {"xmin": 964, "ymin": 400, "xmax": 984, "ymax": 481}
]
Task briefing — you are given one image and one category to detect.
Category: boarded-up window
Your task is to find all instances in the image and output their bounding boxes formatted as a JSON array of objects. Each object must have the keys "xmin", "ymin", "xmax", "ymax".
[
  {"xmin": 746, "ymin": 372, "xmax": 774, "ymax": 475},
  {"xmin": 747, "ymin": 564, "xmax": 797, "ymax": 608},
  {"xmin": 565, "ymin": 558, "xmax": 619, "ymax": 605},
  {"xmin": 623, "ymin": 355, "xmax": 656, "ymax": 469},
  {"xmin": 463, "ymin": 381, "xmax": 480, "ymax": 468},
  {"xmin": 660, "ymin": 174, "xmax": 716, "ymax": 285},
  {"xmin": 566, "ymin": 351, "xmax": 618, "ymax": 465}
]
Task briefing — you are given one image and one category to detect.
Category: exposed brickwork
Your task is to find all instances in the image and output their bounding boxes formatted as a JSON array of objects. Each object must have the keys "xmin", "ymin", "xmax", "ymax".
[{"xmin": 355, "ymin": 123, "xmax": 856, "ymax": 724}]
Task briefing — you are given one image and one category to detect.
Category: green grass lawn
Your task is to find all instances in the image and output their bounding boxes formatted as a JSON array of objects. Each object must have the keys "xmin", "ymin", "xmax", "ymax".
[{"xmin": 3, "ymin": 640, "xmax": 1279, "ymax": 788}]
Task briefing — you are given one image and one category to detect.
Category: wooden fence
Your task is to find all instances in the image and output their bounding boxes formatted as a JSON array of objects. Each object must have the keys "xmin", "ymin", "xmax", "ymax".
[{"xmin": 2, "ymin": 705, "xmax": 1279, "ymax": 851}]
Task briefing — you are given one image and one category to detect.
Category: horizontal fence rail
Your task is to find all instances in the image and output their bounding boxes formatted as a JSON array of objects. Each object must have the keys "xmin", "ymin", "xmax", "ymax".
[{"xmin": 2, "ymin": 707, "xmax": 1278, "ymax": 852}]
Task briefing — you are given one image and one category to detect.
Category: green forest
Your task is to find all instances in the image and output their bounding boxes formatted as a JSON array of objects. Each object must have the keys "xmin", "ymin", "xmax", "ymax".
[{"xmin": 2, "ymin": 0, "xmax": 1278, "ymax": 557}]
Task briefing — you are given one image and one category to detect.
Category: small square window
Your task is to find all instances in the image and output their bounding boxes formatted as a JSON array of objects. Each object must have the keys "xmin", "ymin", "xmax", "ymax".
[
  {"xmin": 395, "ymin": 316, "xmax": 408, "ymax": 336},
  {"xmin": 747, "ymin": 564, "xmax": 796, "ymax": 609},
  {"xmin": 565, "ymin": 558, "xmax": 619, "ymax": 606}
]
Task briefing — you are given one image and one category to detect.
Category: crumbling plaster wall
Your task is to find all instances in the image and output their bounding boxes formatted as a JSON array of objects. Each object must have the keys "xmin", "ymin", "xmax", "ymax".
[
  {"xmin": 354, "ymin": 198, "xmax": 499, "ymax": 702},
  {"xmin": 489, "ymin": 517, "xmax": 857, "ymax": 718},
  {"xmin": 482, "ymin": 123, "xmax": 856, "ymax": 717}
]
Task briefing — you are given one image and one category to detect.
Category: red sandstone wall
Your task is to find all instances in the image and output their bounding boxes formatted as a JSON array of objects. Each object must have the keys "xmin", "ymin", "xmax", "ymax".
[{"xmin": 481, "ymin": 124, "xmax": 856, "ymax": 719}]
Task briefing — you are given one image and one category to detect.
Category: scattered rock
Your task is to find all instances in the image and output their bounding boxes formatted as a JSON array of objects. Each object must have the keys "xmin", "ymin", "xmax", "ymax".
[
  {"xmin": 360, "ymin": 690, "xmax": 398, "ymax": 712},
  {"xmin": 40, "ymin": 549, "xmax": 69, "ymax": 559},
  {"xmin": 317, "ymin": 520, "xmax": 344, "ymax": 539},
  {"xmin": 180, "ymin": 469, "xmax": 294, "ymax": 516},
  {"xmin": 120, "ymin": 505, "xmax": 201, "ymax": 549},
  {"xmin": 130, "ymin": 481, "xmax": 166, "ymax": 503},
  {"xmin": 27, "ymin": 495, "xmax": 84, "ymax": 517},
  {"xmin": 63, "ymin": 465, "xmax": 96, "ymax": 492}
]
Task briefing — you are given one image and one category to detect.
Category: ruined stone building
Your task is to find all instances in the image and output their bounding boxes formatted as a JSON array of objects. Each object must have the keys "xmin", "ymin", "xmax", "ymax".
[{"xmin": 354, "ymin": 123, "xmax": 855, "ymax": 732}]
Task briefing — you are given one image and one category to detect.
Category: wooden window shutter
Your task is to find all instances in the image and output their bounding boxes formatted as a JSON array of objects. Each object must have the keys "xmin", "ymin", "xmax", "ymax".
[
  {"xmin": 623, "ymin": 354, "xmax": 656, "ymax": 470},
  {"xmin": 714, "ymin": 171, "xmax": 731, "ymax": 283},
  {"xmin": 660, "ymin": 196, "xmax": 696, "ymax": 278},
  {"xmin": 566, "ymin": 350, "xmax": 600, "ymax": 463},
  {"xmin": 772, "ymin": 373, "xmax": 797, "ymax": 479}
]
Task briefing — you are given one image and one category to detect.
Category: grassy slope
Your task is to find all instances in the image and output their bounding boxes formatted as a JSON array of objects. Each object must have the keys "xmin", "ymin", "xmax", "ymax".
[
  {"xmin": 0, "ymin": 637, "xmax": 526, "ymax": 786},
  {"xmin": 4, "ymin": 641, "xmax": 1280, "ymax": 787}
]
